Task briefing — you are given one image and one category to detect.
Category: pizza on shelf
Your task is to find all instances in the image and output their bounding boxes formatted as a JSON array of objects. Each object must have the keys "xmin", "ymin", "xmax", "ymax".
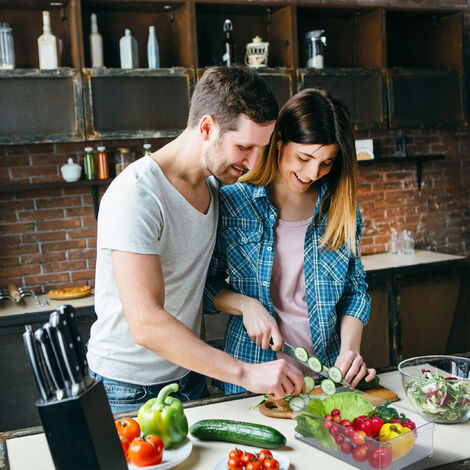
[{"xmin": 47, "ymin": 285, "xmax": 92, "ymax": 300}]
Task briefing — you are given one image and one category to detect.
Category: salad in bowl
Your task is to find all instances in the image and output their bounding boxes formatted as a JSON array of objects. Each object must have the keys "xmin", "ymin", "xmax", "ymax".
[{"xmin": 398, "ymin": 355, "xmax": 470, "ymax": 424}]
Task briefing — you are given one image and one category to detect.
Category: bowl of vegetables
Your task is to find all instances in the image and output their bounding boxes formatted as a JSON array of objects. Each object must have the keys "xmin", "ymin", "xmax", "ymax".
[{"xmin": 398, "ymin": 355, "xmax": 470, "ymax": 424}]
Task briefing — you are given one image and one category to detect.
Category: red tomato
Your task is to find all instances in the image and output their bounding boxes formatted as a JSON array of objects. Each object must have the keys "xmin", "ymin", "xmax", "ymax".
[
  {"xmin": 350, "ymin": 430, "xmax": 366, "ymax": 446},
  {"xmin": 257, "ymin": 449, "xmax": 273, "ymax": 463},
  {"xmin": 241, "ymin": 452, "xmax": 256, "ymax": 466},
  {"xmin": 146, "ymin": 435, "xmax": 164, "ymax": 464},
  {"xmin": 229, "ymin": 449, "xmax": 244, "ymax": 460},
  {"xmin": 352, "ymin": 415, "xmax": 366, "ymax": 430},
  {"xmin": 340, "ymin": 419, "xmax": 352, "ymax": 427},
  {"xmin": 128, "ymin": 437, "xmax": 161, "ymax": 467},
  {"xmin": 246, "ymin": 461, "xmax": 262, "ymax": 470},
  {"xmin": 352, "ymin": 444, "xmax": 369, "ymax": 463},
  {"xmin": 331, "ymin": 409, "xmax": 341, "ymax": 417},
  {"xmin": 228, "ymin": 456, "xmax": 244, "ymax": 470},
  {"xmin": 324, "ymin": 414, "xmax": 333, "ymax": 421},
  {"xmin": 323, "ymin": 418, "xmax": 333, "ymax": 430},
  {"xmin": 340, "ymin": 442, "xmax": 353, "ymax": 454},
  {"xmin": 119, "ymin": 436, "xmax": 129, "ymax": 459},
  {"xmin": 263, "ymin": 457, "xmax": 280, "ymax": 470},
  {"xmin": 332, "ymin": 415, "xmax": 342, "ymax": 424},
  {"xmin": 335, "ymin": 434, "xmax": 345, "ymax": 445},
  {"xmin": 328, "ymin": 424, "xmax": 340, "ymax": 436},
  {"xmin": 368, "ymin": 446, "xmax": 393, "ymax": 469},
  {"xmin": 115, "ymin": 418, "xmax": 141, "ymax": 443},
  {"xmin": 342, "ymin": 424, "xmax": 354, "ymax": 439}
]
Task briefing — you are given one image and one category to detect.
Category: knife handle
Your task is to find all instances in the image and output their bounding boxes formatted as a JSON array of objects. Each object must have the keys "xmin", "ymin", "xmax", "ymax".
[
  {"xmin": 35, "ymin": 326, "xmax": 66, "ymax": 399},
  {"xmin": 57, "ymin": 305, "xmax": 91, "ymax": 386},
  {"xmin": 8, "ymin": 283, "xmax": 21, "ymax": 302},
  {"xmin": 23, "ymin": 325, "xmax": 52, "ymax": 402},
  {"xmin": 43, "ymin": 321, "xmax": 71, "ymax": 389},
  {"xmin": 50, "ymin": 311, "xmax": 84, "ymax": 396}
]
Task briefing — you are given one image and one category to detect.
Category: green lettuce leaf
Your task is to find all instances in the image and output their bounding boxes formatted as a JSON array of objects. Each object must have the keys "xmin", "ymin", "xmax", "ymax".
[
  {"xmin": 295, "ymin": 411, "xmax": 336, "ymax": 451},
  {"xmin": 323, "ymin": 391, "xmax": 373, "ymax": 421}
]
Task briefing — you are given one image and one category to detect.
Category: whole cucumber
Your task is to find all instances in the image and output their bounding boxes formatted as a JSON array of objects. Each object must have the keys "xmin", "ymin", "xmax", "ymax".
[
  {"xmin": 189, "ymin": 419, "xmax": 286, "ymax": 449},
  {"xmin": 356, "ymin": 376, "xmax": 380, "ymax": 390}
]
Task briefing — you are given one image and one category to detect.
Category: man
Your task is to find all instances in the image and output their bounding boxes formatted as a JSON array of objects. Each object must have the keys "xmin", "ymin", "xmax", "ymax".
[{"xmin": 87, "ymin": 66, "xmax": 305, "ymax": 413}]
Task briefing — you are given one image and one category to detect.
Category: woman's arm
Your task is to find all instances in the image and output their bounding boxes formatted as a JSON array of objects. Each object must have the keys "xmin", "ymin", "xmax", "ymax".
[{"xmin": 213, "ymin": 289, "xmax": 283, "ymax": 351}]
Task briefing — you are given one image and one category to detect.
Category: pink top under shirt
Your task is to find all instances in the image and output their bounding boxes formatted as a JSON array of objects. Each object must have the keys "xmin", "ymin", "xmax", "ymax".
[{"xmin": 270, "ymin": 217, "xmax": 315, "ymax": 376}]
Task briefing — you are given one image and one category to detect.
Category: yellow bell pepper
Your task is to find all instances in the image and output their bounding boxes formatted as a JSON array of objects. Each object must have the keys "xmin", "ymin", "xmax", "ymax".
[{"xmin": 378, "ymin": 423, "xmax": 415, "ymax": 460}]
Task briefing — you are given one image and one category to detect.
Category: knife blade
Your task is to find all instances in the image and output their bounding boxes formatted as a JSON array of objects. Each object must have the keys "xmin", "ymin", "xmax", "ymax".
[
  {"xmin": 34, "ymin": 326, "xmax": 66, "ymax": 400},
  {"xmin": 23, "ymin": 325, "xmax": 53, "ymax": 402},
  {"xmin": 50, "ymin": 310, "xmax": 84, "ymax": 396},
  {"xmin": 57, "ymin": 304, "xmax": 93, "ymax": 388},
  {"xmin": 280, "ymin": 341, "xmax": 351, "ymax": 388}
]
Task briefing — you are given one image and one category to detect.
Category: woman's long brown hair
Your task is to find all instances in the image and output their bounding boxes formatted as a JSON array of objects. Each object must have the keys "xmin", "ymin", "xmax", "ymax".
[{"xmin": 241, "ymin": 88, "xmax": 358, "ymax": 255}]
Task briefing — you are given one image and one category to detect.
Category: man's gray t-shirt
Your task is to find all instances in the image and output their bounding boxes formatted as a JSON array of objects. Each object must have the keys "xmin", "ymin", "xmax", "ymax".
[{"xmin": 87, "ymin": 156, "xmax": 218, "ymax": 385}]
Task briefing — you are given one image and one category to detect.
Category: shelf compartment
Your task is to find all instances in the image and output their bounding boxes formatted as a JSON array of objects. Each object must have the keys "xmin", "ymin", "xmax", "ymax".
[
  {"xmin": 296, "ymin": 6, "xmax": 385, "ymax": 68},
  {"xmin": 80, "ymin": 0, "xmax": 195, "ymax": 68},
  {"xmin": 259, "ymin": 68, "xmax": 295, "ymax": 109},
  {"xmin": 387, "ymin": 68, "xmax": 466, "ymax": 128},
  {"xmin": 0, "ymin": 0, "xmax": 81, "ymax": 68},
  {"xmin": 195, "ymin": 3, "xmax": 296, "ymax": 68},
  {"xmin": 298, "ymin": 68, "xmax": 387, "ymax": 130},
  {"xmin": 386, "ymin": 10, "xmax": 463, "ymax": 70},
  {"xmin": 82, "ymin": 67, "xmax": 194, "ymax": 140},
  {"xmin": 0, "ymin": 69, "xmax": 85, "ymax": 145}
]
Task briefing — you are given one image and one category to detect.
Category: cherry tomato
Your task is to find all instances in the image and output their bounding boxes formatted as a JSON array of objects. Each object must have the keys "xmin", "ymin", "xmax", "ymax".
[
  {"xmin": 229, "ymin": 449, "xmax": 244, "ymax": 460},
  {"xmin": 257, "ymin": 449, "xmax": 273, "ymax": 463},
  {"xmin": 146, "ymin": 435, "xmax": 164, "ymax": 464},
  {"xmin": 342, "ymin": 424, "xmax": 354, "ymax": 439},
  {"xmin": 115, "ymin": 418, "xmax": 141, "ymax": 443},
  {"xmin": 350, "ymin": 429, "xmax": 366, "ymax": 446},
  {"xmin": 332, "ymin": 415, "xmax": 342, "ymax": 424},
  {"xmin": 324, "ymin": 414, "xmax": 333, "ymax": 421},
  {"xmin": 340, "ymin": 419, "xmax": 352, "ymax": 427},
  {"xmin": 340, "ymin": 442, "xmax": 353, "ymax": 454},
  {"xmin": 329, "ymin": 424, "xmax": 340, "ymax": 436},
  {"xmin": 128, "ymin": 437, "xmax": 162, "ymax": 467},
  {"xmin": 228, "ymin": 456, "xmax": 244, "ymax": 470},
  {"xmin": 323, "ymin": 418, "xmax": 333, "ymax": 430},
  {"xmin": 368, "ymin": 446, "xmax": 393, "ymax": 469},
  {"xmin": 119, "ymin": 436, "xmax": 129, "ymax": 459},
  {"xmin": 331, "ymin": 409, "xmax": 341, "ymax": 417},
  {"xmin": 263, "ymin": 457, "xmax": 280, "ymax": 470},
  {"xmin": 335, "ymin": 434, "xmax": 345, "ymax": 445},
  {"xmin": 352, "ymin": 444, "xmax": 369, "ymax": 463},
  {"xmin": 241, "ymin": 452, "xmax": 256, "ymax": 466},
  {"xmin": 246, "ymin": 461, "xmax": 262, "ymax": 470}
]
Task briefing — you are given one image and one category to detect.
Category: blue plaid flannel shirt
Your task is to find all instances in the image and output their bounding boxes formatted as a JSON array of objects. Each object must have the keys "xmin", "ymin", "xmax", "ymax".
[{"xmin": 203, "ymin": 179, "xmax": 370, "ymax": 395}]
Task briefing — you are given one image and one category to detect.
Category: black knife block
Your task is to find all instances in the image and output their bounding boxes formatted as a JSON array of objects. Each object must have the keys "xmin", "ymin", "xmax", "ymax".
[{"xmin": 36, "ymin": 379, "xmax": 128, "ymax": 470}]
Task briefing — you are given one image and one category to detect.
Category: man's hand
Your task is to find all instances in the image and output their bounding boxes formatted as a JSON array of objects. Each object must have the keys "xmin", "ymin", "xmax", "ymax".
[
  {"xmin": 240, "ymin": 298, "xmax": 283, "ymax": 351},
  {"xmin": 241, "ymin": 359, "xmax": 305, "ymax": 400},
  {"xmin": 335, "ymin": 350, "xmax": 376, "ymax": 389}
]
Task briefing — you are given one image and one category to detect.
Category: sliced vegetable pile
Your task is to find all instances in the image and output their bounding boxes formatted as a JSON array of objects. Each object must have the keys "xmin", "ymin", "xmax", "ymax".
[
  {"xmin": 226, "ymin": 448, "xmax": 280, "ymax": 470},
  {"xmin": 295, "ymin": 392, "xmax": 417, "ymax": 469},
  {"xmin": 406, "ymin": 368, "xmax": 470, "ymax": 422}
]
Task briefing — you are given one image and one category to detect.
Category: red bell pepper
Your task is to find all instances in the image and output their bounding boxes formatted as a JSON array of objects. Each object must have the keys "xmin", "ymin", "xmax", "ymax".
[
  {"xmin": 352, "ymin": 415, "xmax": 366, "ymax": 430},
  {"xmin": 359, "ymin": 416, "xmax": 385, "ymax": 438}
]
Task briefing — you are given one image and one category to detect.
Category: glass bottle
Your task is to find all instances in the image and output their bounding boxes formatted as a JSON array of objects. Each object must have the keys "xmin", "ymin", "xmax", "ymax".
[
  {"xmin": 0, "ymin": 22, "xmax": 15, "ymax": 69},
  {"xmin": 119, "ymin": 29, "xmax": 138, "ymax": 69},
  {"xmin": 143, "ymin": 143, "xmax": 152, "ymax": 156},
  {"xmin": 90, "ymin": 13, "xmax": 103, "ymax": 68},
  {"xmin": 222, "ymin": 19, "xmax": 233, "ymax": 67},
  {"xmin": 97, "ymin": 146, "xmax": 109, "ymax": 179},
  {"xmin": 84, "ymin": 146, "xmax": 96, "ymax": 180},
  {"xmin": 147, "ymin": 26, "xmax": 159, "ymax": 69},
  {"xmin": 115, "ymin": 148, "xmax": 134, "ymax": 175},
  {"xmin": 38, "ymin": 11, "xmax": 58, "ymax": 70}
]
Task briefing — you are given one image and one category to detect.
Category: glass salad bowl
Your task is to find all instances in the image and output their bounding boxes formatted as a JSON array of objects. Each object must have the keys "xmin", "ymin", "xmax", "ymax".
[{"xmin": 398, "ymin": 355, "xmax": 470, "ymax": 424}]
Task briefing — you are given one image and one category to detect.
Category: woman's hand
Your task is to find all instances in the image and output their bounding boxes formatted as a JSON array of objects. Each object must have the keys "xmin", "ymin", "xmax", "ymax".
[
  {"xmin": 335, "ymin": 350, "xmax": 376, "ymax": 389},
  {"xmin": 240, "ymin": 297, "xmax": 283, "ymax": 351}
]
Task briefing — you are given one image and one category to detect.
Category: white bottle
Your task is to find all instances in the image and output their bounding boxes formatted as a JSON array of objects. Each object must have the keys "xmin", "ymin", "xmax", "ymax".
[
  {"xmin": 119, "ymin": 29, "xmax": 138, "ymax": 69},
  {"xmin": 90, "ymin": 13, "xmax": 103, "ymax": 68},
  {"xmin": 38, "ymin": 11, "xmax": 58, "ymax": 69},
  {"xmin": 147, "ymin": 26, "xmax": 159, "ymax": 69}
]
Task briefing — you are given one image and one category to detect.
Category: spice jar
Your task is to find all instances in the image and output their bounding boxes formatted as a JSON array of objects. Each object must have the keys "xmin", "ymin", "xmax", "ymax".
[{"xmin": 115, "ymin": 148, "xmax": 134, "ymax": 175}]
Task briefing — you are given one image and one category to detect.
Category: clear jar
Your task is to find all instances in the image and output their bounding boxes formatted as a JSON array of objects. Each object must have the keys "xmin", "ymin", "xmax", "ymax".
[
  {"xmin": 115, "ymin": 148, "xmax": 134, "ymax": 175},
  {"xmin": 0, "ymin": 22, "xmax": 15, "ymax": 69},
  {"xmin": 304, "ymin": 30, "xmax": 326, "ymax": 69}
]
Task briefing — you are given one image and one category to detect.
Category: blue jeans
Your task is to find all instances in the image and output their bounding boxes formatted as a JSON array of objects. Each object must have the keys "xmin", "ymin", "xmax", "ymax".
[{"xmin": 90, "ymin": 370, "xmax": 209, "ymax": 415}]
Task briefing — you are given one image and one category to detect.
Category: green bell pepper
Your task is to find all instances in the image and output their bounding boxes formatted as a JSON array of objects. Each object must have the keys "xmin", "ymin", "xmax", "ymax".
[
  {"xmin": 375, "ymin": 400, "xmax": 400, "ymax": 423},
  {"xmin": 138, "ymin": 383, "xmax": 188, "ymax": 448}
]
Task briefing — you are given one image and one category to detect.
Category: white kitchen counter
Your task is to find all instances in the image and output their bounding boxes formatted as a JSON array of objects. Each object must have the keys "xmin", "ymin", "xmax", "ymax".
[{"xmin": 4, "ymin": 370, "xmax": 470, "ymax": 470}]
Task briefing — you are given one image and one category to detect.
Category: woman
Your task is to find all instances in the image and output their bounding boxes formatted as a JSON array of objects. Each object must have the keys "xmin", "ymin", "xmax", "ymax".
[{"xmin": 204, "ymin": 88, "xmax": 375, "ymax": 395}]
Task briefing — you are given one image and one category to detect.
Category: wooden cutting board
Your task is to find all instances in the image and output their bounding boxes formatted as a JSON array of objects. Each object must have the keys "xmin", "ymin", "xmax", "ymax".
[{"xmin": 259, "ymin": 385, "xmax": 399, "ymax": 420}]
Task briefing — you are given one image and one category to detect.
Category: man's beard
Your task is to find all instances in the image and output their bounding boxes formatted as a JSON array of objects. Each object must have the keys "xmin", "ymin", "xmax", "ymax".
[{"xmin": 203, "ymin": 138, "xmax": 243, "ymax": 185}]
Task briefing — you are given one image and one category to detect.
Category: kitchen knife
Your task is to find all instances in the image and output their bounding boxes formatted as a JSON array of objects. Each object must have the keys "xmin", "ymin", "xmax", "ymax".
[
  {"xmin": 7, "ymin": 283, "xmax": 21, "ymax": 302},
  {"xmin": 50, "ymin": 310, "xmax": 84, "ymax": 396},
  {"xmin": 23, "ymin": 325, "xmax": 53, "ymax": 402},
  {"xmin": 280, "ymin": 341, "xmax": 351, "ymax": 388},
  {"xmin": 57, "ymin": 304, "xmax": 93, "ymax": 388},
  {"xmin": 34, "ymin": 326, "xmax": 66, "ymax": 400}
]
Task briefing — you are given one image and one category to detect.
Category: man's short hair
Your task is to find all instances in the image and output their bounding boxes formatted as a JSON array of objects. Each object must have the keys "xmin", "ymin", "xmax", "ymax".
[{"xmin": 187, "ymin": 66, "xmax": 278, "ymax": 134}]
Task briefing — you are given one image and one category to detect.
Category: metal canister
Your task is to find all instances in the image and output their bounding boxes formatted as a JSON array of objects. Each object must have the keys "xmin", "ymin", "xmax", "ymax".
[{"xmin": 304, "ymin": 30, "xmax": 326, "ymax": 69}]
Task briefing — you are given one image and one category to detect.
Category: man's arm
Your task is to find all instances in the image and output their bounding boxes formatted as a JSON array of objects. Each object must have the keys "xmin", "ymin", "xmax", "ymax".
[{"xmin": 112, "ymin": 250, "xmax": 305, "ymax": 399}]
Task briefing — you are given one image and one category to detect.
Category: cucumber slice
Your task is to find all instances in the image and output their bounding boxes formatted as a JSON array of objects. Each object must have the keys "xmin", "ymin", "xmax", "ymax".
[
  {"xmin": 288, "ymin": 396, "xmax": 305, "ymax": 412},
  {"xmin": 320, "ymin": 379, "xmax": 337, "ymax": 395},
  {"xmin": 294, "ymin": 346, "xmax": 309, "ymax": 363},
  {"xmin": 307, "ymin": 356, "xmax": 323, "ymax": 373},
  {"xmin": 304, "ymin": 375, "xmax": 315, "ymax": 394},
  {"xmin": 328, "ymin": 366, "xmax": 343, "ymax": 384},
  {"xmin": 298, "ymin": 393, "xmax": 311, "ymax": 406}
]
